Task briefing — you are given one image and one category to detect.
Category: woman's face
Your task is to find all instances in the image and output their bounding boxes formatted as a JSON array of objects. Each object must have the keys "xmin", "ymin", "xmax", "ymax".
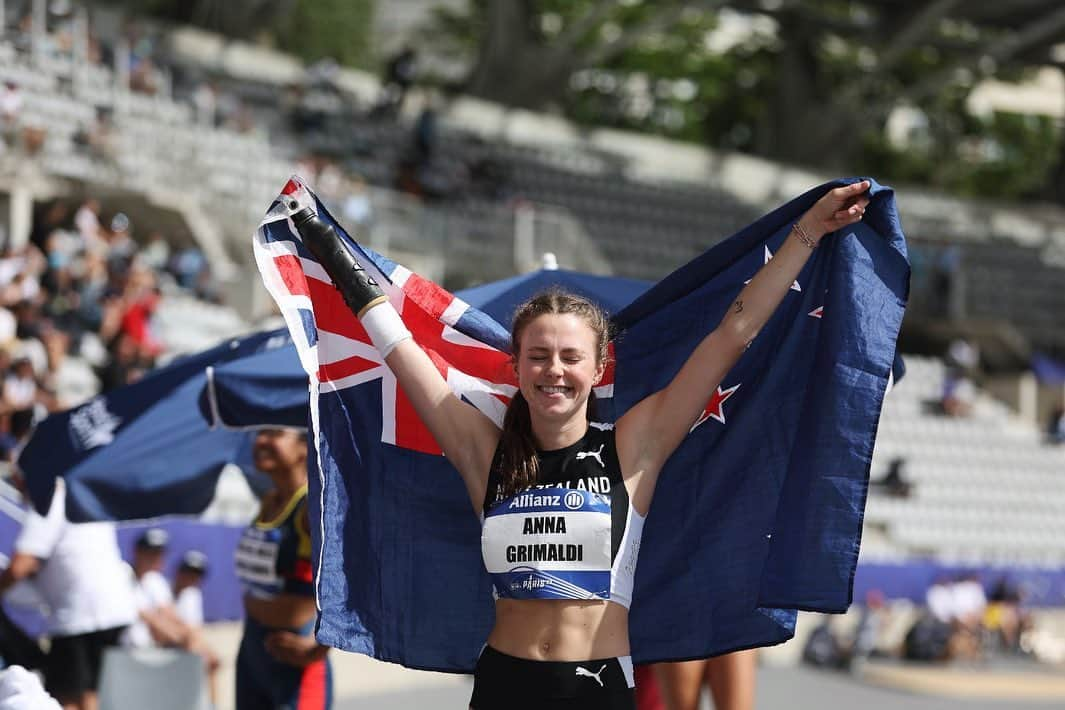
[
  {"xmin": 515, "ymin": 313, "xmax": 604, "ymax": 426},
  {"xmin": 253, "ymin": 428, "xmax": 307, "ymax": 477}
]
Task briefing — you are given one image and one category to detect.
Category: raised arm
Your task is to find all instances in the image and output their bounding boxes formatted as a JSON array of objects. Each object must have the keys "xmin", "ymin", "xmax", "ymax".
[
  {"xmin": 290, "ymin": 206, "xmax": 500, "ymax": 512},
  {"xmin": 616, "ymin": 181, "xmax": 871, "ymax": 514}
]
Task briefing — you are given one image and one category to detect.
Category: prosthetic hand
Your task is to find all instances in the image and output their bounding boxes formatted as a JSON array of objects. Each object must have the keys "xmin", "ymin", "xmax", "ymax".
[
  {"xmin": 287, "ymin": 201, "xmax": 411, "ymax": 357},
  {"xmin": 288, "ymin": 202, "xmax": 388, "ymax": 317}
]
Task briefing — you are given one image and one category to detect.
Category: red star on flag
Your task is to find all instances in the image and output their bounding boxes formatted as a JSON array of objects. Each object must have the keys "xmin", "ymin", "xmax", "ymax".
[
  {"xmin": 808, "ymin": 306, "xmax": 823, "ymax": 319},
  {"xmin": 690, "ymin": 383, "xmax": 741, "ymax": 432},
  {"xmin": 746, "ymin": 246, "xmax": 801, "ymax": 292}
]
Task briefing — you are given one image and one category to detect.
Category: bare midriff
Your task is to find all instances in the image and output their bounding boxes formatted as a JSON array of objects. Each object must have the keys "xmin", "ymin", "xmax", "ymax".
[
  {"xmin": 486, "ymin": 598, "xmax": 630, "ymax": 661},
  {"xmin": 243, "ymin": 592, "xmax": 317, "ymax": 629}
]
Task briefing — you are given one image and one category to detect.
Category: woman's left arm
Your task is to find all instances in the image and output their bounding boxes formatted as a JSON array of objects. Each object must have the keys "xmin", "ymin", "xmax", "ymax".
[{"xmin": 617, "ymin": 181, "xmax": 871, "ymax": 513}]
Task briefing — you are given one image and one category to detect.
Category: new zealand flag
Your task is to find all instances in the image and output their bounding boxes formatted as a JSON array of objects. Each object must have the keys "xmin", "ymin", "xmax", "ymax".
[{"xmin": 256, "ymin": 176, "xmax": 908, "ymax": 671}]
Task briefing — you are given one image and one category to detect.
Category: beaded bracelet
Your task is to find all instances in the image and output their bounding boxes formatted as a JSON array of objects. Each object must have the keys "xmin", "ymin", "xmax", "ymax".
[{"xmin": 792, "ymin": 221, "xmax": 817, "ymax": 249}]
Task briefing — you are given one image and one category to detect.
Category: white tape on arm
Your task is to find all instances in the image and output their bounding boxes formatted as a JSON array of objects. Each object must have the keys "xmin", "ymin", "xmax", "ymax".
[{"xmin": 361, "ymin": 301, "xmax": 413, "ymax": 358}]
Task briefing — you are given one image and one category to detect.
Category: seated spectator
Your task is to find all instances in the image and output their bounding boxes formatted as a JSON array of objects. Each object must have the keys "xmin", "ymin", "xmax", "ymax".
[
  {"xmin": 173, "ymin": 551, "xmax": 207, "ymax": 629},
  {"xmin": 0, "ymin": 81, "xmax": 21, "ymax": 150},
  {"xmin": 872, "ymin": 457, "xmax": 911, "ymax": 498},
  {"xmin": 850, "ymin": 589, "xmax": 889, "ymax": 664},
  {"xmin": 940, "ymin": 369, "xmax": 975, "ymax": 417},
  {"xmin": 916, "ymin": 575, "xmax": 983, "ymax": 662},
  {"xmin": 2, "ymin": 356, "xmax": 39, "ymax": 440},
  {"xmin": 1046, "ymin": 406, "xmax": 1065, "ymax": 445},
  {"xmin": 952, "ymin": 573, "xmax": 987, "ymax": 633},
  {"xmin": 123, "ymin": 529, "xmax": 219, "ymax": 703},
  {"xmin": 802, "ymin": 618, "xmax": 848, "ymax": 670},
  {"xmin": 983, "ymin": 578, "xmax": 1022, "ymax": 653},
  {"xmin": 123, "ymin": 528, "xmax": 173, "ymax": 650}
]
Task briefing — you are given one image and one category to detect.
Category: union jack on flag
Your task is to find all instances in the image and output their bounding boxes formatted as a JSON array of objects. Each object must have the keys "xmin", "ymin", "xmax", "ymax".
[
  {"xmin": 255, "ymin": 177, "xmax": 518, "ymax": 454},
  {"xmin": 254, "ymin": 176, "xmax": 619, "ymax": 454}
]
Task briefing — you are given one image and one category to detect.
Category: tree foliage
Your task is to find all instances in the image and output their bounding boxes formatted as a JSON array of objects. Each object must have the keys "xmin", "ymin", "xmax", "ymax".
[
  {"xmin": 424, "ymin": 0, "xmax": 1065, "ymax": 201},
  {"xmin": 98, "ymin": 0, "xmax": 375, "ymax": 69}
]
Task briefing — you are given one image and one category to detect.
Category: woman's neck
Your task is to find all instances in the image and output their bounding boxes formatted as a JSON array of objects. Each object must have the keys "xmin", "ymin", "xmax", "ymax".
[{"xmin": 531, "ymin": 415, "xmax": 588, "ymax": 452}]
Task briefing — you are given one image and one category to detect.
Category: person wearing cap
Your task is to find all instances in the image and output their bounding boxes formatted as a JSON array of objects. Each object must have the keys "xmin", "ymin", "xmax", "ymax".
[
  {"xmin": 173, "ymin": 551, "xmax": 208, "ymax": 629},
  {"xmin": 123, "ymin": 528, "xmax": 220, "ymax": 704},
  {"xmin": 0, "ymin": 477, "xmax": 134, "ymax": 710},
  {"xmin": 122, "ymin": 527, "xmax": 173, "ymax": 649}
]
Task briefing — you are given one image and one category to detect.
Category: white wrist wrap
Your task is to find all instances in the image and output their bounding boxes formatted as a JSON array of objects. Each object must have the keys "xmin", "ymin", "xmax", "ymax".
[{"xmin": 360, "ymin": 301, "xmax": 412, "ymax": 358}]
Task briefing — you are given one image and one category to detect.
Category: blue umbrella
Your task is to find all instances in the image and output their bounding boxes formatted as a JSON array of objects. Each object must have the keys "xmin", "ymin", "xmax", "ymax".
[
  {"xmin": 199, "ymin": 268, "xmax": 652, "ymax": 430},
  {"xmin": 18, "ymin": 329, "xmax": 293, "ymax": 521},
  {"xmin": 457, "ymin": 268, "xmax": 651, "ymax": 325}
]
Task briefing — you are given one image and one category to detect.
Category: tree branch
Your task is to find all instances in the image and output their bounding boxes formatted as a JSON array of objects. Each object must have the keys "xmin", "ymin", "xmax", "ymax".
[
  {"xmin": 901, "ymin": 3, "xmax": 1065, "ymax": 108},
  {"xmin": 877, "ymin": 0, "xmax": 963, "ymax": 73},
  {"xmin": 583, "ymin": 0, "xmax": 727, "ymax": 68},
  {"xmin": 554, "ymin": 0, "xmax": 624, "ymax": 55}
]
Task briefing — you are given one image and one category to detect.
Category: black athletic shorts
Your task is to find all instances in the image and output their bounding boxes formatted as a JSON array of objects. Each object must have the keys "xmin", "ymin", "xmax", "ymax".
[
  {"xmin": 470, "ymin": 645, "xmax": 636, "ymax": 710},
  {"xmin": 44, "ymin": 625, "xmax": 126, "ymax": 700}
]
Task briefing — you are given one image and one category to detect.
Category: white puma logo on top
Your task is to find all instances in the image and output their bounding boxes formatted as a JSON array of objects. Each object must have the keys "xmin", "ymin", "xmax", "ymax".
[
  {"xmin": 575, "ymin": 444, "xmax": 605, "ymax": 468},
  {"xmin": 575, "ymin": 664, "xmax": 608, "ymax": 687}
]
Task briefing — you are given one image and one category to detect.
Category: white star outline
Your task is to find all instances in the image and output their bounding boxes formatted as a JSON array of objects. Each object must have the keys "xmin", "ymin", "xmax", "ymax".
[{"xmin": 745, "ymin": 246, "xmax": 802, "ymax": 292}]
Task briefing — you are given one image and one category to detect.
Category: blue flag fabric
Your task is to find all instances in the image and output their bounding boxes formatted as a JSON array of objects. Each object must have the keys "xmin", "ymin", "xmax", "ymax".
[
  {"xmin": 255, "ymin": 176, "xmax": 908, "ymax": 671},
  {"xmin": 19, "ymin": 329, "xmax": 293, "ymax": 521}
]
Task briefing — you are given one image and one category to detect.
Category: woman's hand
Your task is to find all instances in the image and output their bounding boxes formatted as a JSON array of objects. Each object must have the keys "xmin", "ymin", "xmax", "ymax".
[
  {"xmin": 264, "ymin": 630, "xmax": 328, "ymax": 667},
  {"xmin": 799, "ymin": 180, "xmax": 871, "ymax": 242}
]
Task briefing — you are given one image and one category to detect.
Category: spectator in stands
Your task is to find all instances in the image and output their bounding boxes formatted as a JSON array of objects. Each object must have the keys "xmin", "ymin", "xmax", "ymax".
[
  {"xmin": 2, "ymin": 355, "xmax": 40, "ymax": 440},
  {"xmin": 173, "ymin": 550, "xmax": 208, "ymax": 629},
  {"xmin": 124, "ymin": 528, "xmax": 174, "ymax": 648},
  {"xmin": 983, "ymin": 578, "xmax": 1017, "ymax": 652},
  {"xmin": 802, "ymin": 618, "xmax": 849, "ymax": 670},
  {"xmin": 1046, "ymin": 406, "xmax": 1065, "ymax": 445},
  {"xmin": 931, "ymin": 245, "xmax": 963, "ymax": 320},
  {"xmin": 0, "ymin": 476, "xmax": 135, "ymax": 710},
  {"xmin": 940, "ymin": 338, "xmax": 978, "ymax": 417},
  {"xmin": 374, "ymin": 46, "xmax": 417, "ymax": 116},
  {"xmin": 124, "ymin": 529, "xmax": 220, "ymax": 704},
  {"xmin": 29, "ymin": 201, "xmax": 71, "ymax": 255},
  {"xmin": 872, "ymin": 457, "xmax": 911, "ymax": 498},
  {"xmin": 341, "ymin": 176, "xmax": 374, "ymax": 235},
  {"xmin": 96, "ymin": 331, "xmax": 150, "ymax": 392},
  {"xmin": 73, "ymin": 199, "xmax": 104, "ymax": 253},
  {"xmin": 0, "ymin": 81, "xmax": 21, "ymax": 150},
  {"xmin": 915, "ymin": 574, "xmax": 984, "ymax": 662},
  {"xmin": 951, "ymin": 573, "xmax": 987, "ymax": 633},
  {"xmin": 940, "ymin": 373, "xmax": 975, "ymax": 417},
  {"xmin": 850, "ymin": 589, "xmax": 889, "ymax": 664}
]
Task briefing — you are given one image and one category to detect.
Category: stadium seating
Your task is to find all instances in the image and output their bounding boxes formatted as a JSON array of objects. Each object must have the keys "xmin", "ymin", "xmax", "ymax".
[{"xmin": 865, "ymin": 355, "xmax": 1065, "ymax": 566}]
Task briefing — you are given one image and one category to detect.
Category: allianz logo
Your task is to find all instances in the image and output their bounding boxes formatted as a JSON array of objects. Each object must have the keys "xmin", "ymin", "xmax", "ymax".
[{"xmin": 68, "ymin": 397, "xmax": 122, "ymax": 451}]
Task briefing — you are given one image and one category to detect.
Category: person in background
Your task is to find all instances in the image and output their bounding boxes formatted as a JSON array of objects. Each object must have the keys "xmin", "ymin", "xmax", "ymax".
[
  {"xmin": 123, "ymin": 529, "xmax": 219, "ymax": 704},
  {"xmin": 653, "ymin": 651, "xmax": 758, "ymax": 710},
  {"xmin": 0, "ymin": 665, "xmax": 62, "ymax": 709},
  {"xmin": 1046, "ymin": 406, "xmax": 1065, "ymax": 445},
  {"xmin": 123, "ymin": 528, "xmax": 174, "ymax": 650},
  {"xmin": 173, "ymin": 551, "xmax": 208, "ymax": 629},
  {"xmin": 0, "ymin": 477, "xmax": 134, "ymax": 710},
  {"xmin": 236, "ymin": 428, "xmax": 331, "ymax": 709}
]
